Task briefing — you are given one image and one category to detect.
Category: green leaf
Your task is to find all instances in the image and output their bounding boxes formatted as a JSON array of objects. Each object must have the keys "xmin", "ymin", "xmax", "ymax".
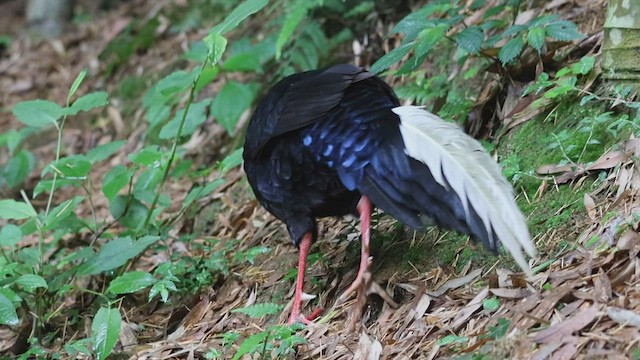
[
  {"xmin": 66, "ymin": 92, "xmax": 109, "ymax": 115},
  {"xmin": 129, "ymin": 146, "xmax": 162, "ymax": 167},
  {"xmin": 109, "ymin": 195, "xmax": 150, "ymax": 231},
  {"xmin": 211, "ymin": 81, "xmax": 257, "ymax": 134},
  {"xmin": 91, "ymin": 307, "xmax": 121, "ymax": 360},
  {"xmin": 488, "ymin": 317, "xmax": 510, "ymax": 339},
  {"xmin": 16, "ymin": 274, "xmax": 48, "ymax": 291},
  {"xmin": 76, "ymin": 236, "xmax": 160, "ymax": 276},
  {"xmin": 370, "ymin": 42, "xmax": 414, "ymax": 74},
  {"xmin": 222, "ymin": 53, "xmax": 261, "ymax": 72},
  {"xmin": 232, "ymin": 331, "xmax": 269, "ymax": 360},
  {"xmin": 0, "ymin": 199, "xmax": 37, "ymax": 220},
  {"xmin": 218, "ymin": 148, "xmax": 243, "ymax": 173},
  {"xmin": 102, "ymin": 165, "xmax": 134, "ymax": 201},
  {"xmin": 12, "ymin": 99, "xmax": 64, "ymax": 128},
  {"xmin": 483, "ymin": 296, "xmax": 500, "ymax": 312},
  {"xmin": 231, "ymin": 303, "xmax": 284, "ymax": 318},
  {"xmin": 275, "ymin": 5, "xmax": 308, "ymax": 59},
  {"xmin": 204, "ymin": 33, "xmax": 227, "ymax": 65},
  {"xmin": 49, "ymin": 155, "xmax": 92, "ymax": 179},
  {"xmin": 181, "ymin": 178, "xmax": 225, "ymax": 211},
  {"xmin": 527, "ymin": 27, "xmax": 546, "ymax": 53},
  {"xmin": 0, "ymin": 292, "xmax": 19, "ymax": 326},
  {"xmin": 437, "ymin": 334, "xmax": 468, "ymax": 346},
  {"xmin": 43, "ymin": 196, "xmax": 84, "ymax": 231},
  {"xmin": 571, "ymin": 56, "xmax": 595, "ymax": 75},
  {"xmin": 209, "ymin": 0, "xmax": 268, "ymax": 36},
  {"xmin": 3, "ymin": 149, "xmax": 35, "ymax": 188},
  {"xmin": 545, "ymin": 20, "xmax": 583, "ymax": 41},
  {"xmin": 155, "ymin": 69, "xmax": 198, "ymax": 98},
  {"xmin": 159, "ymin": 99, "xmax": 211, "ymax": 139},
  {"xmin": 108, "ymin": 271, "xmax": 156, "ymax": 294},
  {"xmin": 0, "ymin": 224, "xmax": 22, "ymax": 249},
  {"xmin": 86, "ymin": 140, "xmax": 126, "ymax": 163},
  {"xmin": 498, "ymin": 36, "xmax": 524, "ymax": 65},
  {"xmin": 68, "ymin": 69, "xmax": 87, "ymax": 102},
  {"xmin": 454, "ymin": 26, "xmax": 484, "ymax": 54}
]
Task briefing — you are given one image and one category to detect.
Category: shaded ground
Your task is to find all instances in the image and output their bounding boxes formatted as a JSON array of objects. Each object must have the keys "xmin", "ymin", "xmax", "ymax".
[{"xmin": 1, "ymin": 0, "xmax": 639, "ymax": 359}]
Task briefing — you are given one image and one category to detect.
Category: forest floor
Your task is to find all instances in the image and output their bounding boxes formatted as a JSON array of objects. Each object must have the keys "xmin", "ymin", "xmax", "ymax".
[{"xmin": 1, "ymin": 0, "xmax": 639, "ymax": 359}]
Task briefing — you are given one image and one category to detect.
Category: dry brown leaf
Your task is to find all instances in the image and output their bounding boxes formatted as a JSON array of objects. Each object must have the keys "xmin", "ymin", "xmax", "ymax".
[
  {"xmin": 534, "ymin": 305, "xmax": 599, "ymax": 344},
  {"xmin": 584, "ymin": 193, "xmax": 597, "ymax": 220},
  {"xmin": 428, "ymin": 268, "xmax": 483, "ymax": 297},
  {"xmin": 490, "ymin": 288, "xmax": 532, "ymax": 299},
  {"xmin": 606, "ymin": 307, "xmax": 640, "ymax": 328},
  {"xmin": 353, "ymin": 332, "xmax": 382, "ymax": 360}
]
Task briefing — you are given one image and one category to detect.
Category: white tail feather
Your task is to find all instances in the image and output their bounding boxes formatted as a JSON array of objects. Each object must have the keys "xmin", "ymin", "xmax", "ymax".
[{"xmin": 393, "ymin": 106, "xmax": 536, "ymax": 275}]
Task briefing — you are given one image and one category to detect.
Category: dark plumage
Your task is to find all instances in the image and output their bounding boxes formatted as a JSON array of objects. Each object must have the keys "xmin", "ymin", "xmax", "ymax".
[{"xmin": 243, "ymin": 64, "xmax": 535, "ymax": 325}]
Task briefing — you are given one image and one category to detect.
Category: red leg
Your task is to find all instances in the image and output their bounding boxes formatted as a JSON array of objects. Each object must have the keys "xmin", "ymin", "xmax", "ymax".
[{"xmin": 288, "ymin": 232, "xmax": 323, "ymax": 324}]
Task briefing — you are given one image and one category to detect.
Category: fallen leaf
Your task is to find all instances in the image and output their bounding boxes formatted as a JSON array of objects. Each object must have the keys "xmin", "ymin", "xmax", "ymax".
[
  {"xmin": 428, "ymin": 268, "xmax": 483, "ymax": 297},
  {"xmin": 606, "ymin": 307, "xmax": 640, "ymax": 328},
  {"xmin": 534, "ymin": 305, "xmax": 599, "ymax": 344},
  {"xmin": 584, "ymin": 193, "xmax": 596, "ymax": 220}
]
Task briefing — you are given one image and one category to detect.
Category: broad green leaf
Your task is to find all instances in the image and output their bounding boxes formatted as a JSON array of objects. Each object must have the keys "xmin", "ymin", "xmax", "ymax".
[
  {"xmin": 218, "ymin": 148, "xmax": 244, "ymax": 173},
  {"xmin": 103, "ymin": 165, "xmax": 134, "ymax": 200},
  {"xmin": 68, "ymin": 69, "xmax": 87, "ymax": 102},
  {"xmin": 0, "ymin": 293, "xmax": 18, "ymax": 326},
  {"xmin": 155, "ymin": 69, "xmax": 198, "ymax": 98},
  {"xmin": 0, "ymin": 199, "xmax": 37, "ymax": 220},
  {"xmin": 76, "ymin": 235, "xmax": 160, "ymax": 276},
  {"xmin": 0, "ymin": 288, "xmax": 21, "ymax": 303},
  {"xmin": 231, "ymin": 303, "xmax": 284, "ymax": 318},
  {"xmin": 16, "ymin": 274, "xmax": 48, "ymax": 291},
  {"xmin": 181, "ymin": 178, "xmax": 225, "ymax": 210},
  {"xmin": 3, "ymin": 150, "xmax": 35, "ymax": 188},
  {"xmin": 545, "ymin": 20, "xmax": 583, "ymax": 41},
  {"xmin": 133, "ymin": 167, "xmax": 163, "ymax": 195},
  {"xmin": 129, "ymin": 146, "xmax": 162, "ymax": 167},
  {"xmin": 275, "ymin": 5, "xmax": 308, "ymax": 59},
  {"xmin": 211, "ymin": 81, "xmax": 257, "ymax": 134},
  {"xmin": 109, "ymin": 195, "xmax": 150, "ymax": 231},
  {"xmin": 209, "ymin": 0, "xmax": 268, "ymax": 36},
  {"xmin": 43, "ymin": 196, "xmax": 84, "ymax": 231},
  {"xmin": 49, "ymin": 156, "xmax": 92, "ymax": 179},
  {"xmin": 222, "ymin": 53, "xmax": 261, "ymax": 72},
  {"xmin": 92, "ymin": 307, "xmax": 121, "ymax": 360},
  {"xmin": 370, "ymin": 42, "xmax": 414, "ymax": 74},
  {"xmin": 0, "ymin": 224, "xmax": 22, "ymax": 249},
  {"xmin": 204, "ymin": 33, "xmax": 227, "ymax": 65},
  {"xmin": 12, "ymin": 99, "xmax": 64, "ymax": 128},
  {"xmin": 527, "ymin": 27, "xmax": 546, "ymax": 53},
  {"xmin": 159, "ymin": 99, "xmax": 211, "ymax": 139},
  {"xmin": 571, "ymin": 56, "xmax": 595, "ymax": 75},
  {"xmin": 66, "ymin": 92, "xmax": 109, "ymax": 115},
  {"xmin": 33, "ymin": 178, "xmax": 81, "ymax": 197},
  {"xmin": 454, "ymin": 26, "xmax": 484, "ymax": 54},
  {"xmin": 108, "ymin": 271, "xmax": 156, "ymax": 294},
  {"xmin": 483, "ymin": 297, "xmax": 500, "ymax": 311},
  {"xmin": 488, "ymin": 318, "xmax": 510, "ymax": 339},
  {"xmin": 498, "ymin": 36, "xmax": 524, "ymax": 65},
  {"xmin": 86, "ymin": 140, "xmax": 126, "ymax": 163}
]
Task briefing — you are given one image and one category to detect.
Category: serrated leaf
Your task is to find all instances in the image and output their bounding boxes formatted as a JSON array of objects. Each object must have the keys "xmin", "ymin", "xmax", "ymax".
[
  {"xmin": 0, "ymin": 199, "xmax": 37, "ymax": 220},
  {"xmin": 275, "ymin": 5, "xmax": 308, "ymax": 59},
  {"xmin": 12, "ymin": 99, "xmax": 63, "ymax": 128},
  {"xmin": 66, "ymin": 92, "xmax": 109, "ymax": 115},
  {"xmin": 498, "ymin": 36, "xmax": 524, "ymax": 65},
  {"xmin": 0, "ymin": 224, "xmax": 22, "ymax": 249},
  {"xmin": 0, "ymin": 293, "xmax": 19, "ymax": 326},
  {"xmin": 370, "ymin": 42, "xmax": 414, "ymax": 74},
  {"xmin": 108, "ymin": 271, "xmax": 156, "ymax": 294},
  {"xmin": 86, "ymin": 140, "xmax": 126, "ymax": 163},
  {"xmin": 159, "ymin": 99, "xmax": 211, "ymax": 139},
  {"xmin": 455, "ymin": 26, "xmax": 484, "ymax": 54},
  {"xmin": 527, "ymin": 27, "xmax": 546, "ymax": 53},
  {"xmin": 209, "ymin": 0, "xmax": 268, "ymax": 36},
  {"xmin": 92, "ymin": 307, "xmax": 121, "ymax": 360},
  {"xmin": 571, "ymin": 56, "xmax": 595, "ymax": 75},
  {"xmin": 16, "ymin": 274, "xmax": 48, "ymax": 291},
  {"xmin": 102, "ymin": 165, "xmax": 134, "ymax": 201},
  {"xmin": 231, "ymin": 303, "xmax": 284, "ymax": 318},
  {"xmin": 76, "ymin": 236, "xmax": 160, "ymax": 276},
  {"xmin": 545, "ymin": 20, "xmax": 584, "ymax": 41},
  {"xmin": 211, "ymin": 81, "xmax": 257, "ymax": 134}
]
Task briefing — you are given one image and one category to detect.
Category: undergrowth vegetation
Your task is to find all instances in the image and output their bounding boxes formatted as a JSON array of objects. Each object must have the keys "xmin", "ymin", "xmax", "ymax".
[{"xmin": 0, "ymin": 0, "xmax": 638, "ymax": 358}]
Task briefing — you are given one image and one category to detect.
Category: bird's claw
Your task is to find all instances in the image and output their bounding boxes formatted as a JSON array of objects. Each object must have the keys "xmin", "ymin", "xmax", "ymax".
[{"xmin": 288, "ymin": 307, "xmax": 323, "ymax": 325}]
